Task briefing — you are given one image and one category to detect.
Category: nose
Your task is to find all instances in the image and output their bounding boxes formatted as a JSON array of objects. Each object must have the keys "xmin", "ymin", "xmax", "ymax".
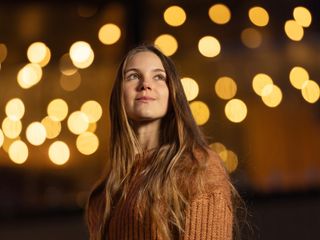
[{"xmin": 139, "ymin": 77, "xmax": 152, "ymax": 91}]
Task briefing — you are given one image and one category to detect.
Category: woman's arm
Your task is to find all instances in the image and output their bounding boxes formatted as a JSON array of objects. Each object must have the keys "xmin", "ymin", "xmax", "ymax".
[{"xmin": 183, "ymin": 189, "xmax": 233, "ymax": 240}]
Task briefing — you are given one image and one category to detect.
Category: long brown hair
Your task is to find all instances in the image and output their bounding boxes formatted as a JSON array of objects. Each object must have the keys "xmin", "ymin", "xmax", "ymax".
[{"xmin": 86, "ymin": 44, "xmax": 221, "ymax": 239}]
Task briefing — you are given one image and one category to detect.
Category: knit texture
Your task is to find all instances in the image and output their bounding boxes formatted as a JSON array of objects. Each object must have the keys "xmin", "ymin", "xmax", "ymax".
[{"xmin": 106, "ymin": 150, "xmax": 233, "ymax": 240}]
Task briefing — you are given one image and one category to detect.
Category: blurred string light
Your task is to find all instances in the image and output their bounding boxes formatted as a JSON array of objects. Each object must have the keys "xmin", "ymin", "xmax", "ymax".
[
  {"xmin": 198, "ymin": 36, "xmax": 221, "ymax": 57},
  {"xmin": 224, "ymin": 98, "xmax": 247, "ymax": 123},
  {"xmin": 0, "ymin": 129, "xmax": 3, "ymax": 147},
  {"xmin": 248, "ymin": 6, "xmax": 269, "ymax": 27},
  {"xmin": 17, "ymin": 63, "xmax": 43, "ymax": 89},
  {"xmin": 189, "ymin": 101, "xmax": 210, "ymax": 125},
  {"xmin": 181, "ymin": 77, "xmax": 199, "ymax": 101},
  {"xmin": 301, "ymin": 80, "xmax": 320, "ymax": 103},
  {"xmin": 210, "ymin": 142, "xmax": 238, "ymax": 173},
  {"xmin": 2, "ymin": 117, "xmax": 22, "ymax": 139},
  {"xmin": 2, "ymin": 136, "xmax": 20, "ymax": 153},
  {"xmin": 69, "ymin": 41, "xmax": 94, "ymax": 69},
  {"xmin": 67, "ymin": 111, "xmax": 90, "ymax": 135},
  {"xmin": 59, "ymin": 71, "xmax": 81, "ymax": 91},
  {"xmin": 47, "ymin": 98, "xmax": 69, "ymax": 121},
  {"xmin": 154, "ymin": 34, "xmax": 178, "ymax": 56},
  {"xmin": 27, "ymin": 42, "xmax": 51, "ymax": 67},
  {"xmin": 98, "ymin": 23, "xmax": 121, "ymax": 45},
  {"xmin": 59, "ymin": 53, "xmax": 78, "ymax": 76},
  {"xmin": 5, "ymin": 98, "xmax": 25, "ymax": 120},
  {"xmin": 163, "ymin": 5, "xmax": 186, "ymax": 27},
  {"xmin": 80, "ymin": 100, "xmax": 102, "ymax": 123},
  {"xmin": 252, "ymin": 73, "xmax": 282, "ymax": 107},
  {"xmin": 215, "ymin": 76, "xmax": 237, "ymax": 100},
  {"xmin": 49, "ymin": 141, "xmax": 70, "ymax": 165},
  {"xmin": 26, "ymin": 122, "xmax": 46, "ymax": 146},
  {"xmin": 41, "ymin": 116, "xmax": 61, "ymax": 139},
  {"xmin": 87, "ymin": 122, "xmax": 97, "ymax": 133},
  {"xmin": 8, "ymin": 140, "xmax": 28, "ymax": 164},
  {"xmin": 284, "ymin": 20, "xmax": 304, "ymax": 41},
  {"xmin": 293, "ymin": 6, "xmax": 312, "ymax": 27},
  {"xmin": 76, "ymin": 131, "xmax": 99, "ymax": 155},
  {"xmin": 289, "ymin": 66, "xmax": 309, "ymax": 89},
  {"xmin": 241, "ymin": 28, "xmax": 262, "ymax": 48},
  {"xmin": 208, "ymin": 3, "xmax": 231, "ymax": 25},
  {"xmin": 0, "ymin": 43, "xmax": 8, "ymax": 63}
]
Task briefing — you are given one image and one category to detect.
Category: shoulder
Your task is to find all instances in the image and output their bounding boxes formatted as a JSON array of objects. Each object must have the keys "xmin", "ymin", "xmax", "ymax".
[{"xmin": 193, "ymin": 148, "xmax": 232, "ymax": 200}]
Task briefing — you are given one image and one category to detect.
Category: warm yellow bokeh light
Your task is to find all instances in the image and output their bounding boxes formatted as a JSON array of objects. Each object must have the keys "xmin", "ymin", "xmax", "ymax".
[
  {"xmin": 2, "ymin": 117, "xmax": 22, "ymax": 139},
  {"xmin": 241, "ymin": 28, "xmax": 262, "ymax": 48},
  {"xmin": 98, "ymin": 23, "xmax": 121, "ymax": 45},
  {"xmin": 293, "ymin": 6, "xmax": 312, "ymax": 27},
  {"xmin": 5, "ymin": 98, "xmax": 25, "ymax": 120},
  {"xmin": 69, "ymin": 41, "xmax": 94, "ymax": 68},
  {"xmin": 26, "ymin": 122, "xmax": 46, "ymax": 146},
  {"xmin": 225, "ymin": 99, "xmax": 247, "ymax": 123},
  {"xmin": 67, "ymin": 111, "xmax": 90, "ymax": 135},
  {"xmin": 164, "ymin": 5, "xmax": 186, "ymax": 27},
  {"xmin": 261, "ymin": 83, "xmax": 274, "ymax": 97},
  {"xmin": 8, "ymin": 140, "xmax": 28, "ymax": 164},
  {"xmin": 261, "ymin": 84, "xmax": 283, "ymax": 107},
  {"xmin": 2, "ymin": 136, "xmax": 20, "ymax": 153},
  {"xmin": 0, "ymin": 129, "xmax": 4, "ymax": 147},
  {"xmin": 189, "ymin": 101, "xmax": 210, "ymax": 125},
  {"xmin": 284, "ymin": 20, "xmax": 304, "ymax": 41},
  {"xmin": 289, "ymin": 66, "xmax": 309, "ymax": 89},
  {"xmin": 0, "ymin": 43, "xmax": 8, "ymax": 63},
  {"xmin": 215, "ymin": 76, "xmax": 237, "ymax": 100},
  {"xmin": 301, "ymin": 80, "xmax": 320, "ymax": 103},
  {"xmin": 220, "ymin": 150, "xmax": 238, "ymax": 173},
  {"xmin": 76, "ymin": 132, "xmax": 99, "ymax": 155},
  {"xmin": 181, "ymin": 77, "xmax": 199, "ymax": 101},
  {"xmin": 252, "ymin": 73, "xmax": 273, "ymax": 96},
  {"xmin": 87, "ymin": 122, "xmax": 97, "ymax": 133},
  {"xmin": 198, "ymin": 36, "xmax": 221, "ymax": 58},
  {"xmin": 248, "ymin": 6, "xmax": 269, "ymax": 27},
  {"xmin": 27, "ymin": 42, "xmax": 51, "ymax": 67},
  {"xmin": 49, "ymin": 141, "xmax": 70, "ymax": 165},
  {"xmin": 41, "ymin": 116, "xmax": 61, "ymax": 139},
  {"xmin": 210, "ymin": 142, "xmax": 227, "ymax": 155},
  {"xmin": 17, "ymin": 63, "xmax": 43, "ymax": 89},
  {"xmin": 47, "ymin": 98, "xmax": 69, "ymax": 121},
  {"xmin": 80, "ymin": 100, "xmax": 103, "ymax": 123},
  {"xmin": 208, "ymin": 3, "xmax": 231, "ymax": 25},
  {"xmin": 154, "ymin": 34, "xmax": 178, "ymax": 56},
  {"xmin": 59, "ymin": 53, "xmax": 78, "ymax": 76},
  {"xmin": 60, "ymin": 71, "xmax": 81, "ymax": 91}
]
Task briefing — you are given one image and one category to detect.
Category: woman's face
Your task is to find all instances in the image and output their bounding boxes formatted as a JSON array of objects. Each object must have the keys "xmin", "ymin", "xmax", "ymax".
[{"xmin": 123, "ymin": 51, "xmax": 169, "ymax": 122}]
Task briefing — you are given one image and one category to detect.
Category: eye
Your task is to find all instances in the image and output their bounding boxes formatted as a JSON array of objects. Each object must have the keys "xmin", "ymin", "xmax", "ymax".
[
  {"xmin": 154, "ymin": 74, "xmax": 167, "ymax": 81},
  {"xmin": 126, "ymin": 73, "xmax": 140, "ymax": 80}
]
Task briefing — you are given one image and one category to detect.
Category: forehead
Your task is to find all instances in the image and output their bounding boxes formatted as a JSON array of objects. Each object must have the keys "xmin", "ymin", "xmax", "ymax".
[{"xmin": 124, "ymin": 51, "xmax": 164, "ymax": 70}]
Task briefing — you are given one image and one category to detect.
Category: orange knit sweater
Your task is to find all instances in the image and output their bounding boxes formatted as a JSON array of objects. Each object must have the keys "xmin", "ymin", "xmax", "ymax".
[{"xmin": 106, "ymin": 150, "xmax": 233, "ymax": 240}]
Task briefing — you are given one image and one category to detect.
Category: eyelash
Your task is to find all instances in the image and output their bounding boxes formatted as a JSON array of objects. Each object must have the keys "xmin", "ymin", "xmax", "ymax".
[{"xmin": 126, "ymin": 73, "xmax": 167, "ymax": 81}]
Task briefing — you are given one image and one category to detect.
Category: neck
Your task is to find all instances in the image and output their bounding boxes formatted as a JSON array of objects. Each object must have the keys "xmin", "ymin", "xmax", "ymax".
[{"xmin": 133, "ymin": 119, "xmax": 161, "ymax": 151}]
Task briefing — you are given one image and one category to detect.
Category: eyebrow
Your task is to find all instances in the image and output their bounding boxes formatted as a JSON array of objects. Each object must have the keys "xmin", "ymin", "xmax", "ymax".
[{"xmin": 124, "ymin": 68, "xmax": 166, "ymax": 74}]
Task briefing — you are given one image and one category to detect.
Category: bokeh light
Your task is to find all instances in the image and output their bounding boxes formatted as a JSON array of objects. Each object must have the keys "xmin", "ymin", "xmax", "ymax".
[
  {"xmin": 27, "ymin": 42, "xmax": 51, "ymax": 67},
  {"xmin": 98, "ymin": 23, "xmax": 121, "ymax": 45},
  {"xmin": 181, "ymin": 77, "xmax": 199, "ymax": 101},
  {"xmin": 67, "ymin": 111, "xmax": 90, "ymax": 135},
  {"xmin": 59, "ymin": 53, "xmax": 78, "ymax": 76},
  {"xmin": 284, "ymin": 20, "xmax": 304, "ymax": 41},
  {"xmin": 248, "ymin": 6, "xmax": 269, "ymax": 27},
  {"xmin": 198, "ymin": 36, "xmax": 221, "ymax": 58},
  {"xmin": 76, "ymin": 132, "xmax": 99, "ymax": 155},
  {"xmin": 5, "ymin": 98, "xmax": 25, "ymax": 120},
  {"xmin": 252, "ymin": 73, "xmax": 273, "ymax": 96},
  {"xmin": 47, "ymin": 99, "xmax": 69, "ymax": 121},
  {"xmin": 41, "ymin": 116, "xmax": 61, "ymax": 139},
  {"xmin": 301, "ymin": 80, "xmax": 320, "ymax": 103},
  {"xmin": 17, "ymin": 63, "xmax": 43, "ymax": 89},
  {"xmin": 189, "ymin": 101, "xmax": 210, "ymax": 125},
  {"xmin": 8, "ymin": 140, "xmax": 28, "ymax": 164},
  {"xmin": 59, "ymin": 71, "xmax": 81, "ymax": 91},
  {"xmin": 0, "ymin": 129, "xmax": 4, "ymax": 147},
  {"xmin": 69, "ymin": 41, "xmax": 94, "ymax": 69},
  {"xmin": 0, "ymin": 43, "xmax": 8, "ymax": 63},
  {"xmin": 154, "ymin": 34, "xmax": 178, "ymax": 56},
  {"xmin": 261, "ymin": 84, "xmax": 283, "ymax": 107},
  {"xmin": 2, "ymin": 117, "xmax": 22, "ymax": 139},
  {"xmin": 26, "ymin": 122, "xmax": 46, "ymax": 146},
  {"xmin": 225, "ymin": 99, "xmax": 247, "ymax": 123},
  {"xmin": 241, "ymin": 28, "xmax": 262, "ymax": 48},
  {"xmin": 80, "ymin": 100, "xmax": 103, "ymax": 123},
  {"xmin": 208, "ymin": 4, "xmax": 231, "ymax": 25},
  {"xmin": 293, "ymin": 6, "xmax": 312, "ymax": 27},
  {"xmin": 49, "ymin": 141, "xmax": 70, "ymax": 165},
  {"xmin": 164, "ymin": 6, "xmax": 186, "ymax": 27},
  {"xmin": 289, "ymin": 66, "xmax": 309, "ymax": 89},
  {"xmin": 215, "ymin": 76, "xmax": 237, "ymax": 100}
]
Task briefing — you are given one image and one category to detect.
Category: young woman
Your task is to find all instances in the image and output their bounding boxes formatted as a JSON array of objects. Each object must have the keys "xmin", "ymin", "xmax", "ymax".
[{"xmin": 86, "ymin": 44, "xmax": 236, "ymax": 240}]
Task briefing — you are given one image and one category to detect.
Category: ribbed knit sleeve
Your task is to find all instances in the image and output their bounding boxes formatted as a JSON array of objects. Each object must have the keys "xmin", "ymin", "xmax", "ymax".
[{"xmin": 183, "ymin": 189, "xmax": 233, "ymax": 240}]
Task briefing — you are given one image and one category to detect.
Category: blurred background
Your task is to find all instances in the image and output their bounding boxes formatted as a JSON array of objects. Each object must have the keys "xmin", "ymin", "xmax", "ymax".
[{"xmin": 0, "ymin": 0, "xmax": 320, "ymax": 239}]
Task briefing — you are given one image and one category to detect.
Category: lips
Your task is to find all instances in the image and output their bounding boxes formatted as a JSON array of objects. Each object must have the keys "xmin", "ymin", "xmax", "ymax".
[{"xmin": 136, "ymin": 96, "xmax": 155, "ymax": 100}]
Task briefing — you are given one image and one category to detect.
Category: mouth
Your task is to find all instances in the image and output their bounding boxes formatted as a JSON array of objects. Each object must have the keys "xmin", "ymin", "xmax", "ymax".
[{"xmin": 136, "ymin": 96, "xmax": 155, "ymax": 101}]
